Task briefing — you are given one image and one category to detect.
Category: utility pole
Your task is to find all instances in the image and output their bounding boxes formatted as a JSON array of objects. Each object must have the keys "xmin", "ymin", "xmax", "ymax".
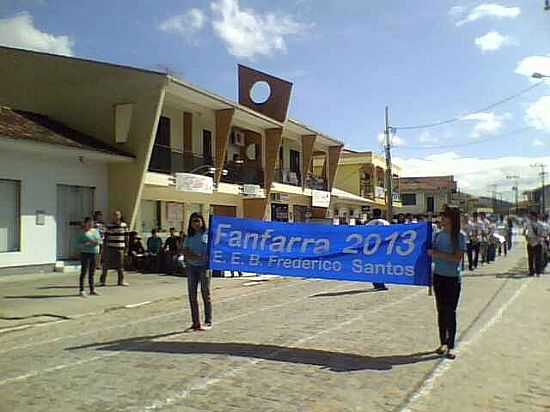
[
  {"xmin": 384, "ymin": 106, "xmax": 394, "ymax": 221},
  {"xmin": 488, "ymin": 183, "xmax": 498, "ymax": 212},
  {"xmin": 506, "ymin": 175, "xmax": 520, "ymax": 215},
  {"xmin": 531, "ymin": 163, "xmax": 547, "ymax": 215}
]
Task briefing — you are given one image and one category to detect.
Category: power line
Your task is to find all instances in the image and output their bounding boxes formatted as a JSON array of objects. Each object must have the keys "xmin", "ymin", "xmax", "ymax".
[
  {"xmin": 394, "ymin": 126, "xmax": 533, "ymax": 150},
  {"xmin": 393, "ymin": 82, "xmax": 544, "ymax": 131}
]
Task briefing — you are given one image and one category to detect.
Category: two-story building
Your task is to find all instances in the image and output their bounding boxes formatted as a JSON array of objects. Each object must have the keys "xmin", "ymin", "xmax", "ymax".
[
  {"xmin": 0, "ymin": 46, "xmax": 343, "ymax": 272},
  {"xmin": 398, "ymin": 175, "xmax": 457, "ymax": 216},
  {"xmin": 312, "ymin": 150, "xmax": 401, "ymax": 223}
]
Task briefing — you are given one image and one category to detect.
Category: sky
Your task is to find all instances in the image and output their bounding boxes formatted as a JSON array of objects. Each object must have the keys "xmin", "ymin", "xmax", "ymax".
[{"xmin": 0, "ymin": 0, "xmax": 549, "ymax": 200}]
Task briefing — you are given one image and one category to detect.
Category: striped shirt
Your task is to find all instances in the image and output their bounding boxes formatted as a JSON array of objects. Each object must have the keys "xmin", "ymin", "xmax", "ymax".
[{"xmin": 105, "ymin": 222, "xmax": 128, "ymax": 249}]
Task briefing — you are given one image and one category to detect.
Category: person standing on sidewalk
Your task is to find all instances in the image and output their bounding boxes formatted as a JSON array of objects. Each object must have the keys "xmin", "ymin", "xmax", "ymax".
[
  {"xmin": 366, "ymin": 209, "xmax": 390, "ymax": 291},
  {"xmin": 93, "ymin": 210, "xmax": 105, "ymax": 270},
  {"xmin": 524, "ymin": 211, "xmax": 544, "ymax": 277},
  {"xmin": 99, "ymin": 210, "xmax": 129, "ymax": 287},
  {"xmin": 428, "ymin": 206, "xmax": 466, "ymax": 360},
  {"xmin": 182, "ymin": 213, "xmax": 212, "ymax": 331},
  {"xmin": 77, "ymin": 217, "xmax": 101, "ymax": 297}
]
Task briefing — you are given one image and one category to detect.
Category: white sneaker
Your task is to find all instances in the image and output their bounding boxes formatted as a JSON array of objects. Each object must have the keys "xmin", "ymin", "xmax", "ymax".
[{"xmin": 79, "ymin": 290, "xmax": 87, "ymax": 297}]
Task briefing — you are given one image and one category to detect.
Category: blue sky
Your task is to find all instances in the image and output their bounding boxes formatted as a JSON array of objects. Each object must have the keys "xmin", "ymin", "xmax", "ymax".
[{"xmin": 1, "ymin": 0, "xmax": 549, "ymax": 197}]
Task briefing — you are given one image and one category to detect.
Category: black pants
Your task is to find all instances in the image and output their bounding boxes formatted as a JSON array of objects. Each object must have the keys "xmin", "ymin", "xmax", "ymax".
[
  {"xmin": 488, "ymin": 243, "xmax": 497, "ymax": 262},
  {"xmin": 527, "ymin": 244, "xmax": 543, "ymax": 275},
  {"xmin": 433, "ymin": 274, "xmax": 461, "ymax": 349},
  {"xmin": 80, "ymin": 253, "xmax": 96, "ymax": 292},
  {"xmin": 187, "ymin": 266, "xmax": 212, "ymax": 327},
  {"xmin": 466, "ymin": 242, "xmax": 479, "ymax": 270}
]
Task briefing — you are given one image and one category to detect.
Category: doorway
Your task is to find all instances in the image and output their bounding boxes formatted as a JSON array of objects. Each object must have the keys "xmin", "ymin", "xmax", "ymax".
[
  {"xmin": 56, "ymin": 184, "xmax": 95, "ymax": 259},
  {"xmin": 426, "ymin": 196, "xmax": 435, "ymax": 213}
]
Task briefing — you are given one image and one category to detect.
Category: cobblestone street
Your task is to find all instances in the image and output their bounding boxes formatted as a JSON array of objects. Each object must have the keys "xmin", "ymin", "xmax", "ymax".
[{"xmin": 1, "ymin": 243, "xmax": 549, "ymax": 412}]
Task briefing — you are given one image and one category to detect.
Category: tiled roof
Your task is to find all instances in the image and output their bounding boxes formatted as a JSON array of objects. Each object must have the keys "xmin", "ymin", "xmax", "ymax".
[{"xmin": 0, "ymin": 107, "xmax": 134, "ymax": 158}]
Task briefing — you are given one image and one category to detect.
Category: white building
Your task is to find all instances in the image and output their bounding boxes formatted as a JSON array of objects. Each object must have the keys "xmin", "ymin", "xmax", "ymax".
[{"xmin": 0, "ymin": 108, "xmax": 133, "ymax": 273}]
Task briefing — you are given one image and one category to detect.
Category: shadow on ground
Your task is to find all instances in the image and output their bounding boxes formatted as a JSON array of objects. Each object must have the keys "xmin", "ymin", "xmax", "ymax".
[
  {"xmin": 310, "ymin": 288, "xmax": 380, "ymax": 298},
  {"xmin": 67, "ymin": 332, "xmax": 440, "ymax": 372},
  {"xmin": 4, "ymin": 294, "xmax": 80, "ymax": 299}
]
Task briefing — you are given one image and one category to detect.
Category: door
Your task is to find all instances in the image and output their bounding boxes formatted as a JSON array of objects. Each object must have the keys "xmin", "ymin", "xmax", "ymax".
[
  {"xmin": 212, "ymin": 205, "xmax": 237, "ymax": 217},
  {"xmin": 426, "ymin": 196, "xmax": 435, "ymax": 213},
  {"xmin": 57, "ymin": 185, "xmax": 94, "ymax": 260},
  {"xmin": 271, "ymin": 203, "xmax": 289, "ymax": 222}
]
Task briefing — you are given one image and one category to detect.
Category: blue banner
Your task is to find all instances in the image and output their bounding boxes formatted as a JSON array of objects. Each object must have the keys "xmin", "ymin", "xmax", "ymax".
[{"xmin": 208, "ymin": 216, "xmax": 432, "ymax": 286}]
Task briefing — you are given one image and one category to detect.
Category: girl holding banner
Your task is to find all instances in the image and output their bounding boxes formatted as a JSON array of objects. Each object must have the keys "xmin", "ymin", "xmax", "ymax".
[
  {"xmin": 428, "ymin": 207, "xmax": 466, "ymax": 360},
  {"xmin": 182, "ymin": 213, "xmax": 212, "ymax": 331}
]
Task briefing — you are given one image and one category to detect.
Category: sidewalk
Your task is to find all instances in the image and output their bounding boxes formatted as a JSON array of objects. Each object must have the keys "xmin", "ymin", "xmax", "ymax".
[{"xmin": 0, "ymin": 270, "xmax": 197, "ymax": 332}]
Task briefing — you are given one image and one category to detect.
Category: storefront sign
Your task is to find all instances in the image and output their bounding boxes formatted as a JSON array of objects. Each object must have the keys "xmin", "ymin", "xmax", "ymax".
[
  {"xmin": 242, "ymin": 184, "xmax": 262, "ymax": 197},
  {"xmin": 175, "ymin": 173, "xmax": 213, "ymax": 194},
  {"xmin": 312, "ymin": 190, "xmax": 331, "ymax": 208},
  {"xmin": 209, "ymin": 216, "xmax": 432, "ymax": 286}
]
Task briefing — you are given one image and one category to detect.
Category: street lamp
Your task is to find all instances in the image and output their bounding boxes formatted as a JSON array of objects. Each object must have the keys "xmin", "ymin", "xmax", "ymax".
[
  {"xmin": 532, "ymin": 72, "xmax": 550, "ymax": 79},
  {"xmin": 506, "ymin": 175, "xmax": 520, "ymax": 215}
]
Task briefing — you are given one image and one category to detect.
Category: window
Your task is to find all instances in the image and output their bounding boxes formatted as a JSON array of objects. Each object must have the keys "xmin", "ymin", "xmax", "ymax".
[
  {"xmin": 401, "ymin": 193, "xmax": 417, "ymax": 206},
  {"xmin": 290, "ymin": 149, "xmax": 300, "ymax": 173},
  {"xmin": 0, "ymin": 179, "xmax": 20, "ymax": 252},
  {"xmin": 203, "ymin": 130, "xmax": 212, "ymax": 162},
  {"xmin": 149, "ymin": 116, "xmax": 171, "ymax": 173}
]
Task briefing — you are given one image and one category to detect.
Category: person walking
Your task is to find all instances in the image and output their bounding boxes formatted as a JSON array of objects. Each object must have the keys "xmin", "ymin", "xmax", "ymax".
[
  {"xmin": 428, "ymin": 206, "xmax": 466, "ymax": 360},
  {"xmin": 366, "ymin": 209, "xmax": 390, "ymax": 291},
  {"xmin": 524, "ymin": 211, "xmax": 544, "ymax": 277},
  {"xmin": 182, "ymin": 213, "xmax": 212, "ymax": 331},
  {"xmin": 99, "ymin": 210, "xmax": 129, "ymax": 287},
  {"xmin": 506, "ymin": 216, "xmax": 514, "ymax": 251},
  {"xmin": 77, "ymin": 217, "xmax": 101, "ymax": 297}
]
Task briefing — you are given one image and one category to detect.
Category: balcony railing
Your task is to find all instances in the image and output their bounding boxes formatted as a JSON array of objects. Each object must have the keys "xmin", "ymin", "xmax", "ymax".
[
  {"xmin": 305, "ymin": 174, "xmax": 328, "ymax": 191},
  {"xmin": 274, "ymin": 168, "xmax": 302, "ymax": 187},
  {"xmin": 221, "ymin": 162, "xmax": 264, "ymax": 186},
  {"xmin": 148, "ymin": 146, "xmax": 263, "ymax": 186}
]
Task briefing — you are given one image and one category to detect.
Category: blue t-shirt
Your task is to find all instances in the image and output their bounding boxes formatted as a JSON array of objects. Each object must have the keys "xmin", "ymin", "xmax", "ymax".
[
  {"xmin": 433, "ymin": 230, "xmax": 466, "ymax": 277},
  {"xmin": 183, "ymin": 232, "xmax": 208, "ymax": 267}
]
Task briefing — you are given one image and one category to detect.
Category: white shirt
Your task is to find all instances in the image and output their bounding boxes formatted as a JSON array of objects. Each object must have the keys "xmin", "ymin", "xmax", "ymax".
[{"xmin": 367, "ymin": 218, "xmax": 390, "ymax": 226}]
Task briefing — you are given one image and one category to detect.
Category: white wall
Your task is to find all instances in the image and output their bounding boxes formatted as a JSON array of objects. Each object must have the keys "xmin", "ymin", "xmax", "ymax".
[
  {"xmin": 0, "ymin": 148, "xmax": 108, "ymax": 268},
  {"xmin": 162, "ymin": 105, "xmax": 216, "ymax": 156}
]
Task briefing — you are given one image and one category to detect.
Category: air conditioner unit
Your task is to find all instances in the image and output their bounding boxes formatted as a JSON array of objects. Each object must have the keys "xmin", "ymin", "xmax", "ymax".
[{"xmin": 232, "ymin": 130, "xmax": 245, "ymax": 146}]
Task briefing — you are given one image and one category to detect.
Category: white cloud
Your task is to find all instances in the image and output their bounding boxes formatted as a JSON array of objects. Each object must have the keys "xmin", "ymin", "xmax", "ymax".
[
  {"xmin": 461, "ymin": 112, "xmax": 507, "ymax": 137},
  {"xmin": 533, "ymin": 138, "xmax": 545, "ymax": 147},
  {"xmin": 456, "ymin": 3, "xmax": 521, "ymax": 26},
  {"xmin": 159, "ymin": 9, "xmax": 206, "ymax": 40},
  {"xmin": 526, "ymin": 96, "xmax": 550, "ymax": 132},
  {"xmin": 449, "ymin": 6, "xmax": 465, "ymax": 17},
  {"xmin": 474, "ymin": 31, "xmax": 516, "ymax": 52},
  {"xmin": 418, "ymin": 131, "xmax": 440, "ymax": 144},
  {"xmin": 0, "ymin": 12, "xmax": 73, "ymax": 56},
  {"xmin": 515, "ymin": 55, "xmax": 550, "ymax": 80},
  {"xmin": 394, "ymin": 152, "xmax": 550, "ymax": 198},
  {"xmin": 210, "ymin": 0, "xmax": 311, "ymax": 59},
  {"xmin": 378, "ymin": 132, "xmax": 406, "ymax": 147}
]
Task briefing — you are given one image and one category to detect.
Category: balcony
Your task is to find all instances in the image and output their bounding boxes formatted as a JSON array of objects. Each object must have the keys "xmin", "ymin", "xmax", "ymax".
[
  {"xmin": 305, "ymin": 174, "xmax": 328, "ymax": 191},
  {"xmin": 149, "ymin": 147, "xmax": 265, "ymax": 186},
  {"xmin": 275, "ymin": 168, "xmax": 302, "ymax": 187},
  {"xmin": 221, "ymin": 161, "xmax": 264, "ymax": 186}
]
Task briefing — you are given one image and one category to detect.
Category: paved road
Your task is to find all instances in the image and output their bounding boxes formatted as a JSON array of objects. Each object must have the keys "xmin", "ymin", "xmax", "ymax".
[{"xmin": 1, "ymin": 243, "xmax": 549, "ymax": 412}]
